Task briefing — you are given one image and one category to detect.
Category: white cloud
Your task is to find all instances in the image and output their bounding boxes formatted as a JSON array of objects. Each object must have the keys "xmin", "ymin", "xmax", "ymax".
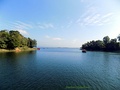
[
  {"xmin": 38, "ymin": 23, "xmax": 54, "ymax": 29},
  {"xmin": 12, "ymin": 21, "xmax": 33, "ymax": 30},
  {"xmin": 76, "ymin": 6, "xmax": 97, "ymax": 24},
  {"xmin": 76, "ymin": 1, "xmax": 115, "ymax": 26},
  {"xmin": 7, "ymin": 21, "xmax": 32, "ymax": 35},
  {"xmin": 77, "ymin": 5, "xmax": 114, "ymax": 26},
  {"xmin": 16, "ymin": 21, "xmax": 33, "ymax": 28},
  {"xmin": 18, "ymin": 30, "xmax": 29, "ymax": 35},
  {"xmin": 45, "ymin": 35, "xmax": 62, "ymax": 41},
  {"xmin": 102, "ymin": 13, "xmax": 114, "ymax": 18},
  {"xmin": 53, "ymin": 38, "xmax": 62, "ymax": 41}
]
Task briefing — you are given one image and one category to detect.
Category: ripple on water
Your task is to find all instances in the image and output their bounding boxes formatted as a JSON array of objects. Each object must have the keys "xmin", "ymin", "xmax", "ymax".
[{"xmin": 0, "ymin": 49, "xmax": 120, "ymax": 90}]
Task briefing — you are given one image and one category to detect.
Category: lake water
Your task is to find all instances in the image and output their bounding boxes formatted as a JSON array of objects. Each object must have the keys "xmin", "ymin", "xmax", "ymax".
[{"xmin": 0, "ymin": 48, "xmax": 120, "ymax": 90}]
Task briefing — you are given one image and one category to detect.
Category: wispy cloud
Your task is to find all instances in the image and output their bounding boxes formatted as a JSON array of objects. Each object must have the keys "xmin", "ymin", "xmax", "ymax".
[
  {"xmin": 16, "ymin": 21, "xmax": 33, "ymax": 29},
  {"xmin": 5, "ymin": 21, "xmax": 55, "ymax": 33},
  {"xmin": 45, "ymin": 35, "xmax": 62, "ymax": 41},
  {"xmin": 76, "ymin": 0, "xmax": 115, "ymax": 26},
  {"xmin": 53, "ymin": 38, "xmax": 62, "ymax": 41},
  {"xmin": 76, "ymin": 2, "xmax": 114, "ymax": 26},
  {"xmin": 5, "ymin": 21, "xmax": 55, "ymax": 35},
  {"xmin": 11, "ymin": 21, "xmax": 33, "ymax": 30},
  {"xmin": 8, "ymin": 21, "xmax": 33, "ymax": 35},
  {"xmin": 18, "ymin": 29, "xmax": 29, "ymax": 35},
  {"xmin": 38, "ymin": 23, "xmax": 54, "ymax": 29},
  {"xmin": 76, "ymin": 6, "xmax": 97, "ymax": 23},
  {"xmin": 102, "ymin": 13, "xmax": 114, "ymax": 18}
]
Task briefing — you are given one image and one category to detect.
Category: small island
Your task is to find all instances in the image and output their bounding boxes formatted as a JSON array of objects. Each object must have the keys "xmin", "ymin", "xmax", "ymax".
[
  {"xmin": 81, "ymin": 35, "xmax": 120, "ymax": 52},
  {"xmin": 0, "ymin": 30, "xmax": 37, "ymax": 52}
]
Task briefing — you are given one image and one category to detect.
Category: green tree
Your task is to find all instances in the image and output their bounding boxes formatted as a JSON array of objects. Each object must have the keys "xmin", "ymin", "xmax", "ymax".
[
  {"xmin": 0, "ymin": 30, "xmax": 37, "ymax": 49},
  {"xmin": 95, "ymin": 40, "xmax": 105, "ymax": 50},
  {"xmin": 8, "ymin": 31, "xmax": 21, "ymax": 49},
  {"xmin": 106, "ymin": 38, "xmax": 118, "ymax": 51},
  {"xmin": 103, "ymin": 36, "xmax": 110, "ymax": 45},
  {"xmin": 117, "ymin": 34, "xmax": 120, "ymax": 41},
  {"xmin": 20, "ymin": 37, "xmax": 28, "ymax": 47},
  {"xmin": 0, "ymin": 30, "xmax": 9, "ymax": 49},
  {"xmin": 82, "ymin": 36, "xmax": 120, "ymax": 52},
  {"xmin": 27, "ymin": 38, "xmax": 37, "ymax": 48}
]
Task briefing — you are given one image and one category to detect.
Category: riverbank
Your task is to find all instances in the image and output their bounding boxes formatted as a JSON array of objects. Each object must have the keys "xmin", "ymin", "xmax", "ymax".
[{"xmin": 0, "ymin": 47, "xmax": 37, "ymax": 52}]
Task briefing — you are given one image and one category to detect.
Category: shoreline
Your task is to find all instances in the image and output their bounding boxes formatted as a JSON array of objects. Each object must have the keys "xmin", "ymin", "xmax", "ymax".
[
  {"xmin": 81, "ymin": 49, "xmax": 120, "ymax": 52},
  {"xmin": 0, "ymin": 47, "xmax": 37, "ymax": 53}
]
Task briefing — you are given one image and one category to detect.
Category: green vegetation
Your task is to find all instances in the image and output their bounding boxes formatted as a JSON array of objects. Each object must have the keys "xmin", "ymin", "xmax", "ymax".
[
  {"xmin": 82, "ymin": 35, "xmax": 120, "ymax": 52},
  {"xmin": 0, "ymin": 30, "xmax": 37, "ymax": 50}
]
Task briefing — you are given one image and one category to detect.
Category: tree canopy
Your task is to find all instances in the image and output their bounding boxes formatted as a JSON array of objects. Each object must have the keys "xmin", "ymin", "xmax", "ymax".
[
  {"xmin": 82, "ymin": 35, "xmax": 120, "ymax": 52},
  {"xmin": 0, "ymin": 30, "xmax": 37, "ymax": 49}
]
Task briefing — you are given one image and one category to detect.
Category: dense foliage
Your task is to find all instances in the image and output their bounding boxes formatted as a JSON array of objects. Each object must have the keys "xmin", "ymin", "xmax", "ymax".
[
  {"xmin": 0, "ymin": 30, "xmax": 37, "ymax": 49},
  {"xmin": 82, "ymin": 35, "xmax": 120, "ymax": 52}
]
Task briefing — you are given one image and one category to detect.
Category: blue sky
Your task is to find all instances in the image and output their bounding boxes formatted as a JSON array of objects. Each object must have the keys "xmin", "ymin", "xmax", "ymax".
[{"xmin": 0, "ymin": 0, "xmax": 120, "ymax": 47}]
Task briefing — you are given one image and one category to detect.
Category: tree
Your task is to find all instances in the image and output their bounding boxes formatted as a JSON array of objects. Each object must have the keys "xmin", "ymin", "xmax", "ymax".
[
  {"xmin": 32, "ymin": 39, "xmax": 37, "ymax": 47},
  {"xmin": 95, "ymin": 40, "xmax": 105, "ymax": 50},
  {"xmin": 106, "ymin": 38, "xmax": 118, "ymax": 51},
  {"xmin": 82, "ymin": 36, "xmax": 120, "ymax": 52},
  {"xmin": 20, "ymin": 37, "xmax": 28, "ymax": 47},
  {"xmin": 0, "ymin": 39, "xmax": 7, "ymax": 49},
  {"xmin": 27, "ymin": 38, "xmax": 37, "ymax": 48},
  {"xmin": 110, "ymin": 38, "xmax": 117, "ymax": 43},
  {"xmin": 117, "ymin": 34, "xmax": 120, "ymax": 41},
  {"xmin": 0, "ymin": 30, "xmax": 9, "ymax": 49},
  {"xmin": 103, "ymin": 36, "xmax": 110, "ymax": 45},
  {"xmin": 8, "ymin": 31, "xmax": 21, "ymax": 49},
  {"xmin": 0, "ymin": 30, "xmax": 37, "ymax": 49}
]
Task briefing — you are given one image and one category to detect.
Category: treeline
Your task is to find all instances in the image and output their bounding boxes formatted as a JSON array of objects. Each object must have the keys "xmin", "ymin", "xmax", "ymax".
[
  {"xmin": 0, "ymin": 30, "xmax": 37, "ymax": 49},
  {"xmin": 82, "ymin": 35, "xmax": 120, "ymax": 52}
]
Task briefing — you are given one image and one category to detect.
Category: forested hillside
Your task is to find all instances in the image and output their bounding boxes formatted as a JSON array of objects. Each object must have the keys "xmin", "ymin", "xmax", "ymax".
[
  {"xmin": 0, "ymin": 30, "xmax": 37, "ymax": 49},
  {"xmin": 82, "ymin": 35, "xmax": 120, "ymax": 52}
]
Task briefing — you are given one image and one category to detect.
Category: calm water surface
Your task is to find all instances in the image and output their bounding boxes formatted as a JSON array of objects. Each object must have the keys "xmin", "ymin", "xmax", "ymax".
[{"xmin": 0, "ymin": 48, "xmax": 120, "ymax": 90}]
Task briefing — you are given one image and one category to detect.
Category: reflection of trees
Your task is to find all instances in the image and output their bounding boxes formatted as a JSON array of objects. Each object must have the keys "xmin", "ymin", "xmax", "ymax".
[{"xmin": 0, "ymin": 51, "xmax": 37, "ymax": 66}]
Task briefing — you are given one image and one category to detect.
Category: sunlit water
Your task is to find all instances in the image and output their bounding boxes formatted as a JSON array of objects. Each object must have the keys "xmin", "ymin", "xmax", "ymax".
[{"xmin": 0, "ymin": 48, "xmax": 120, "ymax": 90}]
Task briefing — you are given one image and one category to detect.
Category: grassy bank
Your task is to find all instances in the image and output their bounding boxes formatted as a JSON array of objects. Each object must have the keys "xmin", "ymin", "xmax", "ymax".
[{"xmin": 0, "ymin": 46, "xmax": 37, "ymax": 52}]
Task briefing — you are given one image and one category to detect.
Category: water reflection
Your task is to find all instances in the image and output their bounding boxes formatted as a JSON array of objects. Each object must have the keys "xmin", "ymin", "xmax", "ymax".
[{"xmin": 0, "ymin": 51, "xmax": 37, "ymax": 70}]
